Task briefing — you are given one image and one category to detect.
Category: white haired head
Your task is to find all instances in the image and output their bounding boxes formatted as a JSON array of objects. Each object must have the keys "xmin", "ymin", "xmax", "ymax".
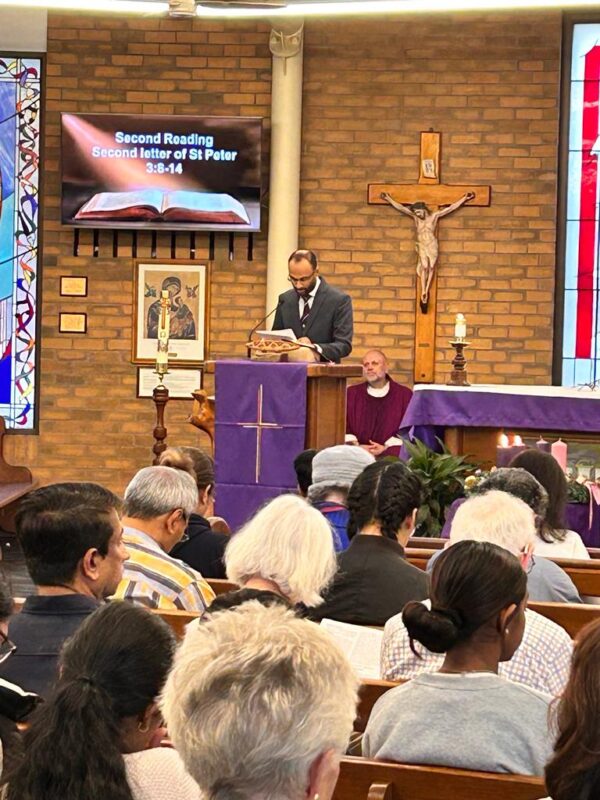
[
  {"xmin": 450, "ymin": 489, "xmax": 536, "ymax": 556},
  {"xmin": 123, "ymin": 465, "xmax": 198, "ymax": 520},
  {"xmin": 161, "ymin": 601, "xmax": 358, "ymax": 800},
  {"xmin": 225, "ymin": 494, "xmax": 337, "ymax": 606}
]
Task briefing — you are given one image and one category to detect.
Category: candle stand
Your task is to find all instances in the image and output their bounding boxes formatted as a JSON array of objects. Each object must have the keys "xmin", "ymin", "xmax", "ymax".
[
  {"xmin": 447, "ymin": 340, "xmax": 470, "ymax": 386},
  {"xmin": 152, "ymin": 368, "xmax": 170, "ymax": 465}
]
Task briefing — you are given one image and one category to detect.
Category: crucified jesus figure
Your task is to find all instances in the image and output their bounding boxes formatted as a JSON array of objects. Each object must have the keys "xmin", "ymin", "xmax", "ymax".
[{"xmin": 381, "ymin": 191, "xmax": 475, "ymax": 312}]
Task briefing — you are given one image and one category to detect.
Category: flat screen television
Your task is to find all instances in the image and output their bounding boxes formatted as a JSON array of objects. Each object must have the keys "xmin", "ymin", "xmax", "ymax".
[{"xmin": 61, "ymin": 113, "xmax": 262, "ymax": 232}]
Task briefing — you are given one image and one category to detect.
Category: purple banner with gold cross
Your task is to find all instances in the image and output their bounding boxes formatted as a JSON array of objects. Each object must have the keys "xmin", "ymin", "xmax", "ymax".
[{"xmin": 214, "ymin": 360, "xmax": 307, "ymax": 532}]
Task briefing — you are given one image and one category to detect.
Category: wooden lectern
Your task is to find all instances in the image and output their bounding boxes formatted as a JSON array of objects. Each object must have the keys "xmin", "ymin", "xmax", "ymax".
[{"xmin": 203, "ymin": 362, "xmax": 362, "ymax": 450}]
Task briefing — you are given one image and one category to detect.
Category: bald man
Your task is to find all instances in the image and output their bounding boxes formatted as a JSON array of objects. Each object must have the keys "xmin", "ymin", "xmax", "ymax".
[{"xmin": 346, "ymin": 350, "xmax": 412, "ymax": 457}]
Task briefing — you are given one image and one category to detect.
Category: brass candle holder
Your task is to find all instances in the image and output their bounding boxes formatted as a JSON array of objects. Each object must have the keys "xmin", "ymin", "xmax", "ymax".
[{"xmin": 447, "ymin": 339, "xmax": 470, "ymax": 386}]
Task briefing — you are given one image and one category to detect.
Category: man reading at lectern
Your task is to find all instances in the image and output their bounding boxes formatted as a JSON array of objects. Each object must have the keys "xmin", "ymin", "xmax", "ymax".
[{"xmin": 272, "ymin": 249, "xmax": 353, "ymax": 363}]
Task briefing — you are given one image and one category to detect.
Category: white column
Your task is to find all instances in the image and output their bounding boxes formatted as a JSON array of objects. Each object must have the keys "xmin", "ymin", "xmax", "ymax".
[{"xmin": 265, "ymin": 22, "xmax": 304, "ymax": 314}]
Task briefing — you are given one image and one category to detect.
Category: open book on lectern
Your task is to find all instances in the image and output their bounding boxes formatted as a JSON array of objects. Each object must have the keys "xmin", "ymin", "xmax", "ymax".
[
  {"xmin": 256, "ymin": 329, "xmax": 319, "ymax": 351},
  {"xmin": 74, "ymin": 189, "xmax": 250, "ymax": 224}
]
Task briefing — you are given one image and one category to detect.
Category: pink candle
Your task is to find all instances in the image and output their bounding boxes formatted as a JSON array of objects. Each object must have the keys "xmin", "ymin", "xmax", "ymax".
[{"xmin": 551, "ymin": 438, "xmax": 568, "ymax": 471}]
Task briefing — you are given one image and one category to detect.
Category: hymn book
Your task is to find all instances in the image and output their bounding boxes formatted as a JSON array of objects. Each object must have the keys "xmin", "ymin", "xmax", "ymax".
[
  {"xmin": 74, "ymin": 189, "xmax": 250, "ymax": 224},
  {"xmin": 319, "ymin": 618, "xmax": 383, "ymax": 679}
]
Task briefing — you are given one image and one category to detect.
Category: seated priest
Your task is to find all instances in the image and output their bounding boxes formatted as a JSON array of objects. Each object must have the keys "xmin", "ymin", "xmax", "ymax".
[
  {"xmin": 272, "ymin": 248, "xmax": 353, "ymax": 363},
  {"xmin": 346, "ymin": 349, "xmax": 412, "ymax": 457}
]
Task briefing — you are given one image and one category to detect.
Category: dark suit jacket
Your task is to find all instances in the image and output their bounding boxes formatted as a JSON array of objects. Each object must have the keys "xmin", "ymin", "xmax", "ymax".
[{"xmin": 272, "ymin": 278, "xmax": 353, "ymax": 363}]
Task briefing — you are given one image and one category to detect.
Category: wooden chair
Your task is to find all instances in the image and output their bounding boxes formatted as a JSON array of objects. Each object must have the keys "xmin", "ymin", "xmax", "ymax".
[
  {"xmin": 333, "ymin": 756, "xmax": 545, "ymax": 800},
  {"xmin": 0, "ymin": 417, "xmax": 37, "ymax": 533}
]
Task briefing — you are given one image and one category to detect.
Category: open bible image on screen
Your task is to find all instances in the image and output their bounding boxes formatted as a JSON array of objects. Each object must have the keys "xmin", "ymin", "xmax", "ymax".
[{"xmin": 60, "ymin": 113, "xmax": 262, "ymax": 232}]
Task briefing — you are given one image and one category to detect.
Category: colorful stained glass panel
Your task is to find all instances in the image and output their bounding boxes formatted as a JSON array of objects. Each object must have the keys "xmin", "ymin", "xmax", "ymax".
[{"xmin": 0, "ymin": 55, "xmax": 40, "ymax": 429}]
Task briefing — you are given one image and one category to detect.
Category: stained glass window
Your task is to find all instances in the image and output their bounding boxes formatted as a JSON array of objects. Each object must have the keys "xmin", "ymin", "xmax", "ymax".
[{"xmin": 0, "ymin": 56, "xmax": 41, "ymax": 429}]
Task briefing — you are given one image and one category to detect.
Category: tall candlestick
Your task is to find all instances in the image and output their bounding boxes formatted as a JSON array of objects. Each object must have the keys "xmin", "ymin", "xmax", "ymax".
[
  {"xmin": 551, "ymin": 438, "xmax": 568, "ymax": 471},
  {"xmin": 454, "ymin": 313, "xmax": 467, "ymax": 341}
]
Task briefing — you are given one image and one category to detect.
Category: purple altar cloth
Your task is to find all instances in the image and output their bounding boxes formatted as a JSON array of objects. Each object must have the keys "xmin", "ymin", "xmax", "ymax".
[
  {"xmin": 214, "ymin": 361, "xmax": 307, "ymax": 532},
  {"xmin": 401, "ymin": 385, "xmax": 600, "ymax": 434},
  {"xmin": 440, "ymin": 497, "xmax": 600, "ymax": 548}
]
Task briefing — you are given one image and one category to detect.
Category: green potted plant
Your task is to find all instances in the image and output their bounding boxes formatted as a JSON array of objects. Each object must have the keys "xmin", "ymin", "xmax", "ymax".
[{"xmin": 404, "ymin": 438, "xmax": 475, "ymax": 538}]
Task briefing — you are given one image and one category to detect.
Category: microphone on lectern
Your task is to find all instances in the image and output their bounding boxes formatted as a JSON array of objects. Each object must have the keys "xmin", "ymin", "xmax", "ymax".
[{"xmin": 246, "ymin": 298, "xmax": 284, "ymax": 359}]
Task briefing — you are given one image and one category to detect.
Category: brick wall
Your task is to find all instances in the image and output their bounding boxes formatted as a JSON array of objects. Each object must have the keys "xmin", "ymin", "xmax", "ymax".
[
  {"xmin": 5, "ymin": 13, "xmax": 272, "ymax": 492},
  {"xmin": 5, "ymin": 10, "xmax": 563, "ymax": 488},
  {"xmin": 300, "ymin": 11, "xmax": 561, "ymax": 386}
]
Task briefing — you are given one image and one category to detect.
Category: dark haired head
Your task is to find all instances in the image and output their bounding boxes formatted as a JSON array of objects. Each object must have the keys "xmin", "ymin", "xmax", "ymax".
[
  {"xmin": 159, "ymin": 446, "xmax": 215, "ymax": 493},
  {"xmin": 6, "ymin": 601, "xmax": 176, "ymax": 800},
  {"xmin": 509, "ymin": 449, "xmax": 568, "ymax": 543},
  {"xmin": 545, "ymin": 619, "xmax": 600, "ymax": 800},
  {"xmin": 288, "ymin": 248, "xmax": 318, "ymax": 271},
  {"xmin": 473, "ymin": 467, "xmax": 548, "ymax": 517},
  {"xmin": 16, "ymin": 483, "xmax": 122, "ymax": 587},
  {"xmin": 402, "ymin": 540, "xmax": 527, "ymax": 655},
  {"xmin": 347, "ymin": 460, "xmax": 422, "ymax": 540},
  {"xmin": 293, "ymin": 449, "xmax": 317, "ymax": 497}
]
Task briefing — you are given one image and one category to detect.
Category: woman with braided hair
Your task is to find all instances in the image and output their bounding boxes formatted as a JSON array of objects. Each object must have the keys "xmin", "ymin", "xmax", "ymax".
[
  {"xmin": 309, "ymin": 460, "xmax": 428, "ymax": 626},
  {"xmin": 364, "ymin": 540, "xmax": 554, "ymax": 776}
]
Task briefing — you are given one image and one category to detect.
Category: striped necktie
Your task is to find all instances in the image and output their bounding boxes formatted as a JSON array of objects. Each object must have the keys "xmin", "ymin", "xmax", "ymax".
[{"xmin": 300, "ymin": 298, "xmax": 311, "ymax": 327}]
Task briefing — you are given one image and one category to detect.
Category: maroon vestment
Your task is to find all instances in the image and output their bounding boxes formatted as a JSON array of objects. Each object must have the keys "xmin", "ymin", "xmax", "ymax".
[{"xmin": 346, "ymin": 378, "xmax": 412, "ymax": 457}]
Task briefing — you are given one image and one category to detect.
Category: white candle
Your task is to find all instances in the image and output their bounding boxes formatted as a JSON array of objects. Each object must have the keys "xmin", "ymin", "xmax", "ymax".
[
  {"xmin": 454, "ymin": 313, "xmax": 467, "ymax": 340},
  {"xmin": 156, "ymin": 290, "xmax": 171, "ymax": 371}
]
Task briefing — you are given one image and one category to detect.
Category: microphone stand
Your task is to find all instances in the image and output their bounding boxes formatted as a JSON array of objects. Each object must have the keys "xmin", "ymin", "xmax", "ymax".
[{"xmin": 246, "ymin": 299, "xmax": 283, "ymax": 359}]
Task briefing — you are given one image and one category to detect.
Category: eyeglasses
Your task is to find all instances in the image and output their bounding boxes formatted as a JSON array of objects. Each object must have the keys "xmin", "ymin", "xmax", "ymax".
[
  {"xmin": 0, "ymin": 630, "xmax": 17, "ymax": 665},
  {"xmin": 287, "ymin": 272, "xmax": 316, "ymax": 285}
]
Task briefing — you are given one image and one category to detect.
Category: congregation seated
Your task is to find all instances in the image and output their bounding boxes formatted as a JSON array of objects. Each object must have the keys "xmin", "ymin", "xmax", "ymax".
[
  {"xmin": 293, "ymin": 448, "xmax": 317, "ymax": 497},
  {"xmin": 510, "ymin": 448, "xmax": 590, "ymax": 560},
  {"xmin": 346, "ymin": 349, "xmax": 412, "ymax": 457},
  {"xmin": 441, "ymin": 485, "xmax": 582, "ymax": 603},
  {"xmin": 113, "ymin": 466, "xmax": 215, "ymax": 612},
  {"xmin": 0, "ymin": 483, "xmax": 127, "ymax": 697},
  {"xmin": 544, "ymin": 618, "xmax": 600, "ymax": 800},
  {"xmin": 307, "ymin": 444, "xmax": 374, "ymax": 551},
  {"xmin": 3, "ymin": 601, "xmax": 201, "ymax": 800},
  {"xmin": 161, "ymin": 601, "xmax": 358, "ymax": 800},
  {"xmin": 158, "ymin": 446, "xmax": 230, "ymax": 579},
  {"xmin": 211, "ymin": 494, "xmax": 336, "ymax": 612},
  {"xmin": 310, "ymin": 461, "xmax": 429, "ymax": 626},
  {"xmin": 364, "ymin": 540, "xmax": 554, "ymax": 776}
]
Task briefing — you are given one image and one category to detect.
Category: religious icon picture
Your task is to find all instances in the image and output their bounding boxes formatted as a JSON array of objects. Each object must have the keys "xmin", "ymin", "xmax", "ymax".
[{"xmin": 132, "ymin": 261, "xmax": 209, "ymax": 366}]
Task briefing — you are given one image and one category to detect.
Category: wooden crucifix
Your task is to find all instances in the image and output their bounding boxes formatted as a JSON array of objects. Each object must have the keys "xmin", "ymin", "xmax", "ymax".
[{"xmin": 368, "ymin": 131, "xmax": 491, "ymax": 384}]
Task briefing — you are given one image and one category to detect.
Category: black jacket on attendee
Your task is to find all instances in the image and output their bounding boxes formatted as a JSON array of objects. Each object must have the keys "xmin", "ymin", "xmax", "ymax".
[
  {"xmin": 0, "ymin": 594, "xmax": 99, "ymax": 697},
  {"xmin": 310, "ymin": 535, "xmax": 429, "ymax": 626},
  {"xmin": 171, "ymin": 513, "xmax": 229, "ymax": 579}
]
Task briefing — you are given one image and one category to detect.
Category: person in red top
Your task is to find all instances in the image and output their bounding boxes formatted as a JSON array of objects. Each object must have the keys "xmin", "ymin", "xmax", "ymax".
[{"xmin": 346, "ymin": 349, "xmax": 412, "ymax": 457}]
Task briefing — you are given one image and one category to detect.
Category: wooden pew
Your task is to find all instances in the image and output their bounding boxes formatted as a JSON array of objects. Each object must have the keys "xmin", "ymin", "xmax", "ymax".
[
  {"xmin": 156, "ymin": 608, "xmax": 201, "ymax": 638},
  {"xmin": 528, "ymin": 600, "xmax": 600, "ymax": 638},
  {"xmin": 0, "ymin": 417, "xmax": 37, "ymax": 533},
  {"xmin": 405, "ymin": 548, "xmax": 600, "ymax": 597},
  {"xmin": 207, "ymin": 578, "xmax": 239, "ymax": 596},
  {"xmin": 333, "ymin": 756, "xmax": 545, "ymax": 800},
  {"xmin": 355, "ymin": 679, "xmax": 400, "ymax": 733}
]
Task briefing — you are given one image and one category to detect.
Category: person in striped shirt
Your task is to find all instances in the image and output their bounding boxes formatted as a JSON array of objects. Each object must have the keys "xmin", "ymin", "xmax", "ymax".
[{"xmin": 113, "ymin": 466, "xmax": 215, "ymax": 612}]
